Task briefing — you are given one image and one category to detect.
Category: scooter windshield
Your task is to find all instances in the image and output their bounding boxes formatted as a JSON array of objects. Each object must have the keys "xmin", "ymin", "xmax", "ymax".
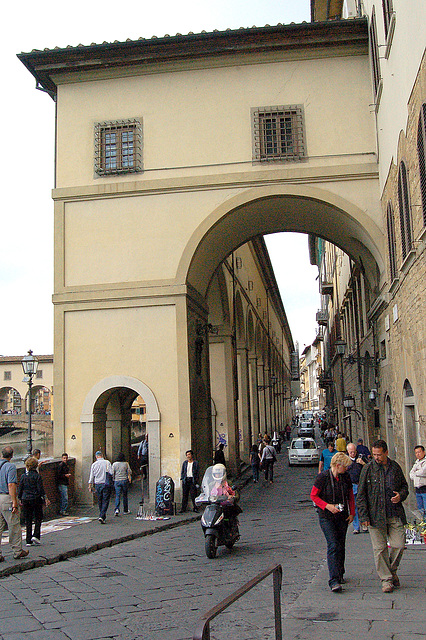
[{"xmin": 196, "ymin": 465, "xmax": 234, "ymax": 503}]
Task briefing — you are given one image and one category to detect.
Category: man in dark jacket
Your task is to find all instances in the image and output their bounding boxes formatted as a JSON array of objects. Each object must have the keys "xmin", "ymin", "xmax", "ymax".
[
  {"xmin": 357, "ymin": 439, "xmax": 408, "ymax": 593},
  {"xmin": 179, "ymin": 450, "xmax": 200, "ymax": 513}
]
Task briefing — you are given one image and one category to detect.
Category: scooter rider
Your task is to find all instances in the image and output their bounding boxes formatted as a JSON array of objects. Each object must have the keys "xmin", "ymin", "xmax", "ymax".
[{"xmin": 209, "ymin": 464, "xmax": 241, "ymax": 531}]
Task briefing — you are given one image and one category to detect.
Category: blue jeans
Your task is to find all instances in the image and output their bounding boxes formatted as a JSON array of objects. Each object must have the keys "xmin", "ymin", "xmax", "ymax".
[
  {"xmin": 416, "ymin": 491, "xmax": 426, "ymax": 515},
  {"xmin": 114, "ymin": 480, "xmax": 129, "ymax": 512},
  {"xmin": 352, "ymin": 483, "xmax": 360, "ymax": 531},
  {"xmin": 263, "ymin": 459, "xmax": 274, "ymax": 481},
  {"xmin": 95, "ymin": 483, "xmax": 111, "ymax": 520},
  {"xmin": 251, "ymin": 464, "xmax": 259, "ymax": 482},
  {"xmin": 318, "ymin": 515, "xmax": 349, "ymax": 586},
  {"xmin": 57, "ymin": 484, "xmax": 68, "ymax": 513}
]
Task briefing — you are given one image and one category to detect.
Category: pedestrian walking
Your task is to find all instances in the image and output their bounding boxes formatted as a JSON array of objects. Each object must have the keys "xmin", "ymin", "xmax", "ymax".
[
  {"xmin": 346, "ymin": 443, "xmax": 367, "ymax": 534},
  {"xmin": 18, "ymin": 456, "xmax": 50, "ymax": 546},
  {"xmin": 213, "ymin": 443, "xmax": 226, "ymax": 467},
  {"xmin": 56, "ymin": 453, "xmax": 71, "ymax": 516},
  {"xmin": 137, "ymin": 435, "xmax": 149, "ymax": 479},
  {"xmin": 250, "ymin": 444, "xmax": 260, "ymax": 483},
  {"xmin": 88, "ymin": 451, "xmax": 113, "ymax": 523},
  {"xmin": 260, "ymin": 436, "xmax": 277, "ymax": 484},
  {"xmin": 310, "ymin": 452, "xmax": 355, "ymax": 592},
  {"xmin": 179, "ymin": 450, "xmax": 200, "ymax": 513},
  {"xmin": 335, "ymin": 433, "xmax": 347, "ymax": 452},
  {"xmin": 112, "ymin": 452, "xmax": 132, "ymax": 516},
  {"xmin": 318, "ymin": 440, "xmax": 337, "ymax": 473},
  {"xmin": 285, "ymin": 424, "xmax": 292, "ymax": 441},
  {"xmin": 357, "ymin": 439, "xmax": 409, "ymax": 593},
  {"xmin": 356, "ymin": 438, "xmax": 371, "ymax": 460},
  {"xmin": 409, "ymin": 445, "xmax": 426, "ymax": 518},
  {"xmin": 0, "ymin": 446, "xmax": 29, "ymax": 561}
]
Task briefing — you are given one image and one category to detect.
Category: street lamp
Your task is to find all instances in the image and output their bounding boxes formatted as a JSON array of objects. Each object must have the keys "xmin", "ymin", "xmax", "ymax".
[
  {"xmin": 22, "ymin": 350, "xmax": 39, "ymax": 456},
  {"xmin": 335, "ymin": 339, "xmax": 346, "ymax": 356}
]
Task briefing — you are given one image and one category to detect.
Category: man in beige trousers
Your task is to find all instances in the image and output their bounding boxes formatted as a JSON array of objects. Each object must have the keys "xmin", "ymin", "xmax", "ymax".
[
  {"xmin": 357, "ymin": 439, "xmax": 408, "ymax": 593},
  {"xmin": 0, "ymin": 446, "xmax": 29, "ymax": 561}
]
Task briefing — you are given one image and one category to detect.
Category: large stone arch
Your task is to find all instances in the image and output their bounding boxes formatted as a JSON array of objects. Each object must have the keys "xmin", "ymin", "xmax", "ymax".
[
  {"xmin": 178, "ymin": 185, "xmax": 385, "ymax": 297},
  {"xmin": 80, "ymin": 375, "xmax": 160, "ymax": 504}
]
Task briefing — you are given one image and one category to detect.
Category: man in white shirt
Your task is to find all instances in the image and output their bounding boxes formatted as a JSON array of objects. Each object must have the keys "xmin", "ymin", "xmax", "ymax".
[
  {"xmin": 179, "ymin": 450, "xmax": 200, "ymax": 513},
  {"xmin": 409, "ymin": 445, "xmax": 426, "ymax": 517},
  {"xmin": 88, "ymin": 451, "xmax": 113, "ymax": 523}
]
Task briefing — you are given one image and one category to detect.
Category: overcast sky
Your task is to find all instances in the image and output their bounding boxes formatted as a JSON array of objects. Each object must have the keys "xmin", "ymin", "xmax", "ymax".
[{"xmin": 1, "ymin": 0, "xmax": 319, "ymax": 357}]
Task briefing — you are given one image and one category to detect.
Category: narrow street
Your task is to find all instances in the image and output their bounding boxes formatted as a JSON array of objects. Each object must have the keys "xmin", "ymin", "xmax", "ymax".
[{"xmin": 0, "ymin": 452, "xmax": 326, "ymax": 640}]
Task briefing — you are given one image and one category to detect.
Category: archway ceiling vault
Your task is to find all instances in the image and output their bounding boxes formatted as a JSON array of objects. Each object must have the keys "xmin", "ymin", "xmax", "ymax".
[{"xmin": 184, "ymin": 191, "xmax": 384, "ymax": 300}]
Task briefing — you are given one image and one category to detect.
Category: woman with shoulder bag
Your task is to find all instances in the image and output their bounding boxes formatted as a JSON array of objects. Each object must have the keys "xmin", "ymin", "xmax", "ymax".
[
  {"xmin": 112, "ymin": 452, "xmax": 132, "ymax": 516},
  {"xmin": 310, "ymin": 452, "xmax": 355, "ymax": 592},
  {"xmin": 260, "ymin": 436, "xmax": 277, "ymax": 484},
  {"xmin": 18, "ymin": 456, "xmax": 50, "ymax": 546}
]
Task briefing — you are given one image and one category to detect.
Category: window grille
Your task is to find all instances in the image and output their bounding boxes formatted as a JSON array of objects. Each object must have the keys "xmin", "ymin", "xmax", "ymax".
[
  {"xmin": 382, "ymin": 0, "xmax": 394, "ymax": 38},
  {"xmin": 369, "ymin": 9, "xmax": 381, "ymax": 100},
  {"xmin": 418, "ymin": 104, "xmax": 426, "ymax": 227},
  {"xmin": 252, "ymin": 105, "xmax": 305, "ymax": 162},
  {"xmin": 36, "ymin": 369, "xmax": 43, "ymax": 379},
  {"xmin": 95, "ymin": 119, "xmax": 142, "ymax": 176},
  {"xmin": 4, "ymin": 371, "xmax": 11, "ymax": 381},
  {"xmin": 386, "ymin": 202, "xmax": 397, "ymax": 282},
  {"xmin": 398, "ymin": 161, "xmax": 413, "ymax": 260}
]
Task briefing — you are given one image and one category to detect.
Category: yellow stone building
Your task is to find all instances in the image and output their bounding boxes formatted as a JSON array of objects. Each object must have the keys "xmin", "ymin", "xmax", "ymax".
[{"xmin": 19, "ymin": 11, "xmax": 398, "ymax": 502}]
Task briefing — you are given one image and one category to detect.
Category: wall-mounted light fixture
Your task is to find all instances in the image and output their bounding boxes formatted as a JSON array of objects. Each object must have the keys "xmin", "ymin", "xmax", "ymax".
[{"xmin": 369, "ymin": 388, "xmax": 378, "ymax": 402}]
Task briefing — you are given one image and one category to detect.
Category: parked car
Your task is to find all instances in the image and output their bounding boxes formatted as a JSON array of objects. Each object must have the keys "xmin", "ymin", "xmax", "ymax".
[
  {"xmin": 288, "ymin": 437, "xmax": 320, "ymax": 466},
  {"xmin": 298, "ymin": 421, "xmax": 315, "ymax": 437}
]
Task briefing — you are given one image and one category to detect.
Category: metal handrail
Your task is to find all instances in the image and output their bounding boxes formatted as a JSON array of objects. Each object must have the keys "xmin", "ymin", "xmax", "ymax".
[{"xmin": 193, "ymin": 563, "xmax": 283, "ymax": 640}]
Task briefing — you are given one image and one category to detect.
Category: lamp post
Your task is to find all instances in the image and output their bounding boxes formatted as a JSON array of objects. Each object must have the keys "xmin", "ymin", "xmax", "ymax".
[{"xmin": 22, "ymin": 350, "xmax": 39, "ymax": 456}]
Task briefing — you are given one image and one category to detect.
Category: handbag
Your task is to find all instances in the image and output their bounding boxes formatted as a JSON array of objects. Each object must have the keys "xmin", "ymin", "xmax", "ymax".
[{"xmin": 105, "ymin": 463, "xmax": 114, "ymax": 487}]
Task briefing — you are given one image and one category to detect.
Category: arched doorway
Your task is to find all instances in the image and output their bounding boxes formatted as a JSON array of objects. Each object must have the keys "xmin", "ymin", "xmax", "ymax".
[{"xmin": 81, "ymin": 376, "xmax": 160, "ymax": 504}]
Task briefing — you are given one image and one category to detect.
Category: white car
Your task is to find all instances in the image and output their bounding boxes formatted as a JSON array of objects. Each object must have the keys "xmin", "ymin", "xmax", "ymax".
[{"xmin": 288, "ymin": 437, "xmax": 320, "ymax": 466}]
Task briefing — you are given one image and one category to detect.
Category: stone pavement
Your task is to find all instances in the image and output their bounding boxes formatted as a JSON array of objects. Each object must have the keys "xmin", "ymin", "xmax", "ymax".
[
  {"xmin": 0, "ymin": 462, "xmax": 425, "ymax": 640},
  {"xmin": 0, "ymin": 478, "xmax": 202, "ymax": 578}
]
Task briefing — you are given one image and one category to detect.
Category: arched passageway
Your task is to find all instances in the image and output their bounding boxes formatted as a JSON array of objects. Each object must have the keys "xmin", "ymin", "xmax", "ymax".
[
  {"xmin": 80, "ymin": 376, "xmax": 160, "ymax": 503},
  {"xmin": 181, "ymin": 187, "xmax": 384, "ymax": 298},
  {"xmin": 180, "ymin": 187, "xmax": 383, "ymax": 476}
]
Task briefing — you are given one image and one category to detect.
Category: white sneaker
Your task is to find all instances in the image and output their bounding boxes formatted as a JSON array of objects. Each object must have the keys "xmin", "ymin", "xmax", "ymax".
[
  {"xmin": 114, "ymin": 510, "xmax": 120, "ymax": 516},
  {"xmin": 123, "ymin": 510, "xmax": 131, "ymax": 514},
  {"xmin": 31, "ymin": 537, "xmax": 41, "ymax": 545}
]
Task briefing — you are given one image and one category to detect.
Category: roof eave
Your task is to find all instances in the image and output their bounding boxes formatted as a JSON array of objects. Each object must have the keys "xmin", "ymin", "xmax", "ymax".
[{"xmin": 17, "ymin": 17, "xmax": 368, "ymax": 98}]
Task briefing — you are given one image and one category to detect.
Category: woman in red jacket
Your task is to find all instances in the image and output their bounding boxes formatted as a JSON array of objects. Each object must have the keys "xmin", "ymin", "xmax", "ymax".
[{"xmin": 310, "ymin": 452, "xmax": 355, "ymax": 592}]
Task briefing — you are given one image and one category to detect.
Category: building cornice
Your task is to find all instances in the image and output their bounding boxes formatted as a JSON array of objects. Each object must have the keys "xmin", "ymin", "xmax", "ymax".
[
  {"xmin": 18, "ymin": 18, "xmax": 368, "ymax": 98},
  {"xmin": 52, "ymin": 161, "xmax": 379, "ymax": 202}
]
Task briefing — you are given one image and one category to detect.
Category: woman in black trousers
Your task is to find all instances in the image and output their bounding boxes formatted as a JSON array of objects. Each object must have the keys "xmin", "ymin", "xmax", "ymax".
[
  {"xmin": 18, "ymin": 456, "xmax": 49, "ymax": 546},
  {"xmin": 310, "ymin": 452, "xmax": 355, "ymax": 592}
]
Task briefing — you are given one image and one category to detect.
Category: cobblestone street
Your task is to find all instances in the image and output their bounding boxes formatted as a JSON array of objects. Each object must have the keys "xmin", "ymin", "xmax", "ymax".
[
  {"xmin": 0, "ymin": 453, "xmax": 425, "ymax": 640},
  {"xmin": 0, "ymin": 457, "xmax": 326, "ymax": 640}
]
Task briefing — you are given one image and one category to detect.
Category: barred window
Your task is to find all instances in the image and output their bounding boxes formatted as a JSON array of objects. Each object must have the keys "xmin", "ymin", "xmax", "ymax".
[
  {"xmin": 4, "ymin": 371, "xmax": 11, "ymax": 381},
  {"xmin": 95, "ymin": 119, "xmax": 142, "ymax": 176},
  {"xmin": 36, "ymin": 370, "xmax": 43, "ymax": 379},
  {"xmin": 418, "ymin": 103, "xmax": 426, "ymax": 226},
  {"xmin": 398, "ymin": 161, "xmax": 413, "ymax": 260},
  {"xmin": 386, "ymin": 202, "xmax": 397, "ymax": 282},
  {"xmin": 252, "ymin": 105, "xmax": 305, "ymax": 162}
]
